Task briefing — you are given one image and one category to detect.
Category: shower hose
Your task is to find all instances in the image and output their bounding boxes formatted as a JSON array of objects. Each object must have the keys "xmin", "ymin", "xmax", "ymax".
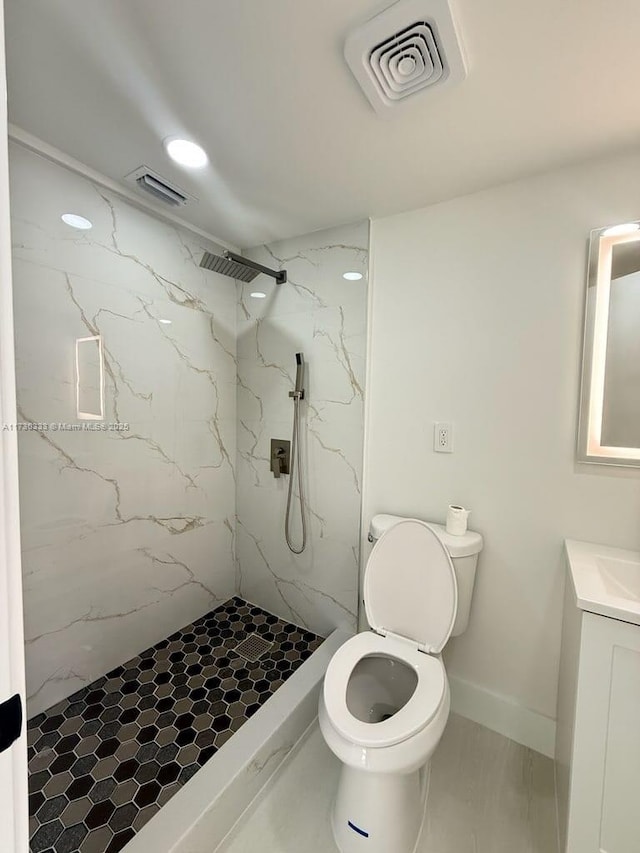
[{"xmin": 285, "ymin": 393, "xmax": 307, "ymax": 554}]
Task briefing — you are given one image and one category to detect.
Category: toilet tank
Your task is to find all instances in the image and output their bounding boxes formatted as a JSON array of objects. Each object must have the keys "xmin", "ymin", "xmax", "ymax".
[{"xmin": 368, "ymin": 514, "xmax": 483, "ymax": 637}]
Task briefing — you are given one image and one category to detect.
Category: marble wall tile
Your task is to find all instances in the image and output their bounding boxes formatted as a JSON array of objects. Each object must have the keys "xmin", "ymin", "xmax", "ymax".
[
  {"xmin": 10, "ymin": 143, "xmax": 369, "ymax": 716},
  {"xmin": 10, "ymin": 145, "xmax": 238, "ymax": 716},
  {"xmin": 235, "ymin": 221, "xmax": 369, "ymax": 636}
]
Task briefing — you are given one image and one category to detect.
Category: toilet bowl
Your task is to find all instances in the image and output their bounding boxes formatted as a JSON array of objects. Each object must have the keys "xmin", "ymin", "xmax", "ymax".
[{"xmin": 319, "ymin": 516, "xmax": 483, "ymax": 853}]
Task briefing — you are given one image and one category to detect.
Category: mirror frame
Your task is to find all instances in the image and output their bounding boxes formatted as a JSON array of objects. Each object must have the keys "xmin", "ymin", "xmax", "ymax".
[{"xmin": 577, "ymin": 221, "xmax": 640, "ymax": 467}]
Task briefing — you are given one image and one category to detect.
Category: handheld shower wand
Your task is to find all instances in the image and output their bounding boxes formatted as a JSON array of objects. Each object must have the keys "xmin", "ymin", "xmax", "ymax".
[
  {"xmin": 290, "ymin": 352, "xmax": 305, "ymax": 400},
  {"xmin": 285, "ymin": 353, "xmax": 307, "ymax": 554}
]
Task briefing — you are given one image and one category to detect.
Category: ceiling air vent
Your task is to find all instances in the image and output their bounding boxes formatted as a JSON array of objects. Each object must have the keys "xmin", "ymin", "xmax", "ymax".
[
  {"xmin": 124, "ymin": 166, "xmax": 196, "ymax": 207},
  {"xmin": 344, "ymin": 0, "xmax": 467, "ymax": 117}
]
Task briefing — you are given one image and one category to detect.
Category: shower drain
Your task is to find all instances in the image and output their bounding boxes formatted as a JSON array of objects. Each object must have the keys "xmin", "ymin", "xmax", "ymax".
[{"xmin": 232, "ymin": 633, "xmax": 273, "ymax": 663}]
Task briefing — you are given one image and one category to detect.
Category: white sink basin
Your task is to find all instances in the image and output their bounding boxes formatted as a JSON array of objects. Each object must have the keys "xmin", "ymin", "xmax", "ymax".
[
  {"xmin": 597, "ymin": 555, "xmax": 640, "ymax": 601},
  {"xmin": 565, "ymin": 540, "xmax": 640, "ymax": 626}
]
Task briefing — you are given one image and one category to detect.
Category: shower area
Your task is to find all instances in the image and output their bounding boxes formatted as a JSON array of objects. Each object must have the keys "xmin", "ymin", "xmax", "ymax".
[{"xmin": 9, "ymin": 142, "xmax": 368, "ymax": 851}]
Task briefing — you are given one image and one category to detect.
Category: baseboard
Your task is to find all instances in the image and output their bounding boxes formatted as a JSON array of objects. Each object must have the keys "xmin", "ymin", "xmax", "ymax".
[{"xmin": 448, "ymin": 675, "xmax": 556, "ymax": 759}]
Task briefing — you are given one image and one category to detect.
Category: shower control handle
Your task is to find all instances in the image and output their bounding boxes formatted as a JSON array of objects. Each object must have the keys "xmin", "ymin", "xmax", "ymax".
[{"xmin": 270, "ymin": 439, "xmax": 291, "ymax": 479}]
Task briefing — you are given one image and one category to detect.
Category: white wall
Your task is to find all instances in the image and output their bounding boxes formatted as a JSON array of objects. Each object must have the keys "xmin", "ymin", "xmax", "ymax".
[
  {"xmin": 10, "ymin": 145, "xmax": 237, "ymax": 716},
  {"xmin": 365, "ymin": 149, "xmax": 640, "ymax": 755}
]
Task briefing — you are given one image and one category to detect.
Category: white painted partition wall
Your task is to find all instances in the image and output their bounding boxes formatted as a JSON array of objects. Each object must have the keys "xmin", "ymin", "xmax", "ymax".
[
  {"xmin": 0, "ymin": 2, "xmax": 28, "ymax": 848},
  {"xmin": 364, "ymin": 149, "xmax": 640, "ymax": 756}
]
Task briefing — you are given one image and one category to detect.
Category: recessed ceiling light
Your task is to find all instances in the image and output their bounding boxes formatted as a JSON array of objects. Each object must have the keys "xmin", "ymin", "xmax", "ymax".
[
  {"xmin": 158, "ymin": 319, "xmax": 172, "ymax": 325},
  {"xmin": 61, "ymin": 213, "xmax": 92, "ymax": 230},
  {"xmin": 164, "ymin": 138, "xmax": 208, "ymax": 169},
  {"xmin": 603, "ymin": 223, "xmax": 640, "ymax": 237},
  {"xmin": 250, "ymin": 291, "xmax": 267, "ymax": 299},
  {"xmin": 343, "ymin": 271, "xmax": 363, "ymax": 280}
]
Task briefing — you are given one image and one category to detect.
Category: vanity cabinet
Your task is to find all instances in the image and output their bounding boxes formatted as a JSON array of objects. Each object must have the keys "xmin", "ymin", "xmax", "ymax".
[{"xmin": 556, "ymin": 543, "xmax": 640, "ymax": 853}]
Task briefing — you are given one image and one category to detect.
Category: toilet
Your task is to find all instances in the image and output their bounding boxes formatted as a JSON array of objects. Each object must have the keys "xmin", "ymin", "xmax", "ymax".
[{"xmin": 319, "ymin": 514, "xmax": 483, "ymax": 853}]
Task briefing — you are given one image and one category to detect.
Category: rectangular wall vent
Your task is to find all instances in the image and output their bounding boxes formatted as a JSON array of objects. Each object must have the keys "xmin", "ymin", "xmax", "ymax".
[
  {"xmin": 136, "ymin": 173, "xmax": 186, "ymax": 206},
  {"xmin": 124, "ymin": 166, "xmax": 197, "ymax": 207}
]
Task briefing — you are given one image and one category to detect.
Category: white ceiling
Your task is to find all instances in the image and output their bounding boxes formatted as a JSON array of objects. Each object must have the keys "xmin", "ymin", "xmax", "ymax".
[{"xmin": 6, "ymin": 0, "xmax": 640, "ymax": 247}]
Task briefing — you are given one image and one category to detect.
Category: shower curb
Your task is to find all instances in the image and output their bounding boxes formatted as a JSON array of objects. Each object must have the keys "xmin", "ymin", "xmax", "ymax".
[{"xmin": 123, "ymin": 629, "xmax": 351, "ymax": 853}]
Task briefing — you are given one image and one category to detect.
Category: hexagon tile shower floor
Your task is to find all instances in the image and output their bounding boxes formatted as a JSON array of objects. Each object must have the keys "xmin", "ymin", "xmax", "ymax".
[{"xmin": 26, "ymin": 597, "xmax": 322, "ymax": 853}]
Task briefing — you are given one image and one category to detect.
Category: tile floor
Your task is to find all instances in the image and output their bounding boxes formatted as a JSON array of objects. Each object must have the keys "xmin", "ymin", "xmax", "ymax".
[
  {"xmin": 27, "ymin": 597, "xmax": 322, "ymax": 853},
  {"xmin": 220, "ymin": 714, "xmax": 559, "ymax": 853}
]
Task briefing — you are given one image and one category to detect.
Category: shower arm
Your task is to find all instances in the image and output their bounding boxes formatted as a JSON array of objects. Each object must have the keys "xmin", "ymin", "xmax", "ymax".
[{"xmin": 224, "ymin": 251, "xmax": 287, "ymax": 285}]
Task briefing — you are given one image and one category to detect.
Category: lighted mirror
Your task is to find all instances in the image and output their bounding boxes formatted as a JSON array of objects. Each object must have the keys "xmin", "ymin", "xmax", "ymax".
[
  {"xmin": 577, "ymin": 222, "xmax": 640, "ymax": 466},
  {"xmin": 76, "ymin": 335, "xmax": 104, "ymax": 420}
]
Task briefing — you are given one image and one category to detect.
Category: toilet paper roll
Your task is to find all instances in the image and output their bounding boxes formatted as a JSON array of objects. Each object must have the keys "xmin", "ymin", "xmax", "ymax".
[{"xmin": 446, "ymin": 505, "xmax": 470, "ymax": 536}]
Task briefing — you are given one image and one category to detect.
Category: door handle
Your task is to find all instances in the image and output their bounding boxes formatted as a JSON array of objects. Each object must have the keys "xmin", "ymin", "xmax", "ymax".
[{"xmin": 0, "ymin": 694, "xmax": 22, "ymax": 753}]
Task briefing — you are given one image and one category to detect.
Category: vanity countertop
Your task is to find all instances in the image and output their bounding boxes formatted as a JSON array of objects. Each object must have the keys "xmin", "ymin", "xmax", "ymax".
[{"xmin": 564, "ymin": 539, "xmax": 640, "ymax": 626}]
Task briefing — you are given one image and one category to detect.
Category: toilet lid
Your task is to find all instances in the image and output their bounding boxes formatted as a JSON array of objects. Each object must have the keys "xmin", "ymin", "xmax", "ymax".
[{"xmin": 364, "ymin": 519, "xmax": 458, "ymax": 654}]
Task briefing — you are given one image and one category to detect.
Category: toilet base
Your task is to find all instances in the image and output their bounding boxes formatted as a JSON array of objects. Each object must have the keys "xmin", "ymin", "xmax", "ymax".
[{"xmin": 330, "ymin": 763, "xmax": 430, "ymax": 853}]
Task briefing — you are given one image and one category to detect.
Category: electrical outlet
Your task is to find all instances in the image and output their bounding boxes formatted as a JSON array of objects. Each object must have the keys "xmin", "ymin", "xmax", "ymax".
[{"xmin": 434, "ymin": 422, "xmax": 453, "ymax": 453}]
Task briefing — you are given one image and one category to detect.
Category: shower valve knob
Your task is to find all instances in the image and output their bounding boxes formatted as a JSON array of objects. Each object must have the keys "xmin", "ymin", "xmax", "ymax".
[{"xmin": 270, "ymin": 439, "xmax": 291, "ymax": 478}]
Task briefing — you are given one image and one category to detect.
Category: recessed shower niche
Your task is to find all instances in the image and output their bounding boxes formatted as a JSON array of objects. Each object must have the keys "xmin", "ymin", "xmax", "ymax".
[{"xmin": 75, "ymin": 335, "xmax": 104, "ymax": 421}]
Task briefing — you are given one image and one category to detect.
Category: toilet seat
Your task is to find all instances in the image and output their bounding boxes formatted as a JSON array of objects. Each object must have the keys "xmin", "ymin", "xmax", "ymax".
[
  {"xmin": 365, "ymin": 519, "xmax": 458, "ymax": 654},
  {"xmin": 323, "ymin": 631, "xmax": 446, "ymax": 748}
]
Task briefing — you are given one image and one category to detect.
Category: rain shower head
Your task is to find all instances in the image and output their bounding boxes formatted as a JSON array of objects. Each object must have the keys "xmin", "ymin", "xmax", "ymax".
[
  {"xmin": 199, "ymin": 250, "xmax": 259, "ymax": 282},
  {"xmin": 199, "ymin": 249, "xmax": 287, "ymax": 284}
]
